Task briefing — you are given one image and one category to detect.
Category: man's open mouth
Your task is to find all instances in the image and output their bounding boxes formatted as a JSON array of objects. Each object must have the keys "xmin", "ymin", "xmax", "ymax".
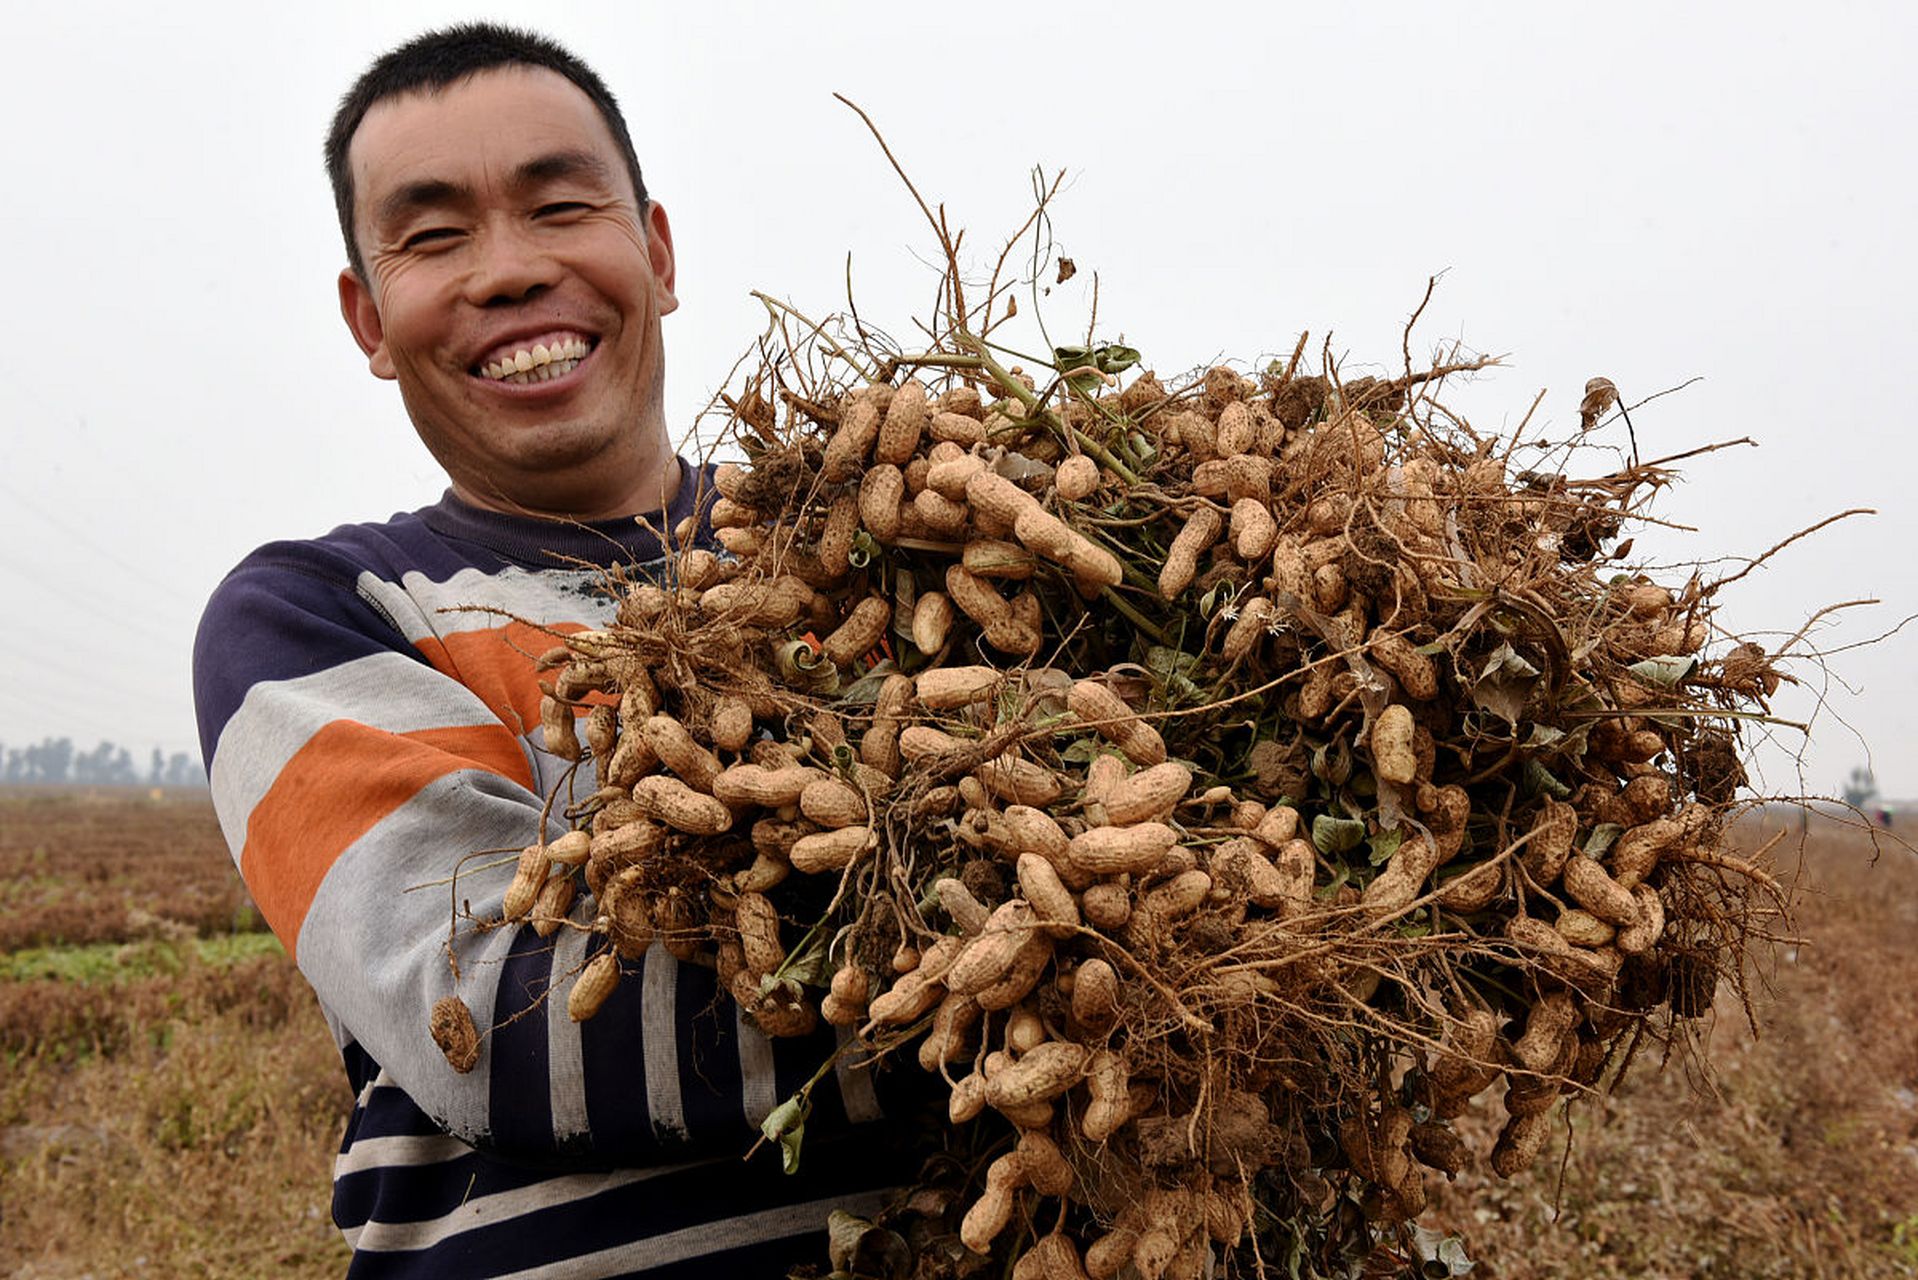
[{"xmin": 473, "ymin": 333, "xmax": 598, "ymax": 385}]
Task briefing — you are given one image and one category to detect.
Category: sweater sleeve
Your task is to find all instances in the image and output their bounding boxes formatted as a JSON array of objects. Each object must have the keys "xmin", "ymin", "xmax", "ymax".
[{"xmin": 193, "ymin": 543, "xmax": 880, "ymax": 1167}]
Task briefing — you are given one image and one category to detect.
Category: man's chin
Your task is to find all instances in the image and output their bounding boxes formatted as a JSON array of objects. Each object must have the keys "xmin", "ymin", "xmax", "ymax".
[{"xmin": 477, "ymin": 412, "xmax": 623, "ymax": 468}]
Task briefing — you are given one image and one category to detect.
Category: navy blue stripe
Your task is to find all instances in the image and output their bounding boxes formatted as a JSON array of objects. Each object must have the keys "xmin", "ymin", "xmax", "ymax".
[
  {"xmin": 346, "ymin": 1232, "xmax": 844, "ymax": 1280},
  {"xmin": 675, "ymin": 959, "xmax": 752, "ymax": 1143},
  {"xmin": 339, "ymin": 1132, "xmax": 918, "ymax": 1278},
  {"xmin": 333, "ymin": 1147, "xmax": 552, "ymax": 1230},
  {"xmin": 417, "ymin": 458, "xmax": 715, "ymax": 571},
  {"xmin": 635, "ymin": 1235, "xmax": 831, "ymax": 1280},
  {"xmin": 487, "ymin": 926, "xmax": 557, "ymax": 1156},
  {"xmin": 340, "ymin": 1040, "xmax": 378, "ymax": 1094},
  {"xmin": 633, "ymin": 1235, "xmax": 830, "ymax": 1280},
  {"xmin": 516, "ymin": 1139, "xmax": 905, "ymax": 1269},
  {"xmin": 578, "ymin": 939, "xmax": 658, "ymax": 1158},
  {"xmin": 194, "ymin": 462, "xmax": 717, "ymax": 758},
  {"xmin": 872, "ymin": 1051, "xmax": 948, "ymax": 1121},
  {"xmin": 194, "ymin": 560, "xmax": 428, "ymax": 759},
  {"xmin": 344, "ymin": 1089, "xmax": 458, "ymax": 1144}
]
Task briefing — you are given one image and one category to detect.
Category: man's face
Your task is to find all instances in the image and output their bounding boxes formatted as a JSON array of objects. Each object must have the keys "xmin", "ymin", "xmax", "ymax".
[{"xmin": 338, "ymin": 66, "xmax": 677, "ymax": 516}]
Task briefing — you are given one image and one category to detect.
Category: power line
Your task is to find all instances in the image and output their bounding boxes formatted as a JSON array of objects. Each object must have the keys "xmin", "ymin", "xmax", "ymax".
[
  {"xmin": 0, "ymin": 556, "xmax": 194, "ymax": 650},
  {"xmin": 0, "ymin": 378, "xmax": 222, "ymax": 624},
  {"xmin": 0, "ymin": 474, "xmax": 211, "ymax": 611},
  {"xmin": 0, "ymin": 634, "xmax": 197, "ymax": 738}
]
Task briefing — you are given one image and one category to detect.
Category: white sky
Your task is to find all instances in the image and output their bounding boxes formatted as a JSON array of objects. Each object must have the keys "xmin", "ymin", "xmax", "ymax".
[{"xmin": 2, "ymin": 1, "xmax": 1912, "ymax": 801}]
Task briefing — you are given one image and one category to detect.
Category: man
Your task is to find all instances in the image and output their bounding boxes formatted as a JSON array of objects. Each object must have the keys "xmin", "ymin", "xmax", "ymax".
[{"xmin": 194, "ymin": 25, "xmax": 910, "ymax": 1277}]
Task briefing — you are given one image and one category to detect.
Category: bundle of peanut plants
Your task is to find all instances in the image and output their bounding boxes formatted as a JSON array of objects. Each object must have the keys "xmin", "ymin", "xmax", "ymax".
[{"xmin": 433, "ymin": 125, "xmax": 1799, "ymax": 1279}]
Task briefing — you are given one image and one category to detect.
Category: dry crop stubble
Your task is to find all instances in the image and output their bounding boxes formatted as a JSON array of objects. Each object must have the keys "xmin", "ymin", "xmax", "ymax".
[
  {"xmin": 2, "ymin": 789, "xmax": 351, "ymax": 1278},
  {"xmin": 0, "ymin": 789, "xmax": 258, "ymax": 951}
]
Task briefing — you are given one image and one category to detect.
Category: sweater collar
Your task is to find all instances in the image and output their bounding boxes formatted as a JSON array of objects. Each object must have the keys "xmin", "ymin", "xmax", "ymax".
[{"xmin": 415, "ymin": 457, "xmax": 711, "ymax": 570}]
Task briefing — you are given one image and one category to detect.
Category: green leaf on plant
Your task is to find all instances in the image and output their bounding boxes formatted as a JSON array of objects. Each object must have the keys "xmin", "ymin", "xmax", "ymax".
[
  {"xmin": 1367, "ymin": 827, "xmax": 1403, "ymax": 866},
  {"xmin": 779, "ymin": 929, "xmax": 834, "ymax": 989},
  {"xmin": 1313, "ymin": 815, "xmax": 1366, "ymax": 855},
  {"xmin": 1058, "ymin": 737, "xmax": 1100, "ymax": 765},
  {"xmin": 1318, "ymin": 863, "xmax": 1352, "ymax": 897},
  {"xmin": 762, "ymin": 1095, "xmax": 811, "ymax": 1175},
  {"xmin": 1054, "ymin": 342, "xmax": 1141, "ymax": 376},
  {"xmin": 1146, "ymin": 646, "xmax": 1204, "ymax": 701}
]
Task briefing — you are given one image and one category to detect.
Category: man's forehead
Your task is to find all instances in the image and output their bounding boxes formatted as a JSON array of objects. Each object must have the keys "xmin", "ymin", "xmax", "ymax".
[{"xmin": 350, "ymin": 65, "xmax": 625, "ymax": 197}]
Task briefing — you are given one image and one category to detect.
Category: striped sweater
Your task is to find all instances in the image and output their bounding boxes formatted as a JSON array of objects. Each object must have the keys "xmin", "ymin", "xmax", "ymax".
[{"xmin": 193, "ymin": 459, "xmax": 916, "ymax": 1277}]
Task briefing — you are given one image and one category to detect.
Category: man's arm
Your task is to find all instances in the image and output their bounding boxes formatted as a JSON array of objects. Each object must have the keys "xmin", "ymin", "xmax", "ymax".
[{"xmin": 194, "ymin": 543, "xmax": 878, "ymax": 1165}]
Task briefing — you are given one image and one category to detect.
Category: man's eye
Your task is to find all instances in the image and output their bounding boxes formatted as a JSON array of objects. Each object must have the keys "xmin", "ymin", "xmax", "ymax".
[
  {"xmin": 402, "ymin": 227, "xmax": 461, "ymax": 249},
  {"xmin": 536, "ymin": 202, "xmax": 590, "ymax": 218}
]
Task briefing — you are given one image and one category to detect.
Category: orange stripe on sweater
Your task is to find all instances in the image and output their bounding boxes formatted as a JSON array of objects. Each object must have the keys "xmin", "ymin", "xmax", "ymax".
[
  {"xmin": 404, "ymin": 724, "xmax": 535, "ymax": 789},
  {"xmin": 240, "ymin": 720, "xmax": 532, "ymax": 960},
  {"xmin": 414, "ymin": 621, "xmax": 588, "ymax": 737}
]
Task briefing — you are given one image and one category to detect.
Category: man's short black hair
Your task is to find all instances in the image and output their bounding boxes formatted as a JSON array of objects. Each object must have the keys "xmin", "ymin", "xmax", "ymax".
[{"xmin": 325, "ymin": 23, "xmax": 648, "ymax": 280}]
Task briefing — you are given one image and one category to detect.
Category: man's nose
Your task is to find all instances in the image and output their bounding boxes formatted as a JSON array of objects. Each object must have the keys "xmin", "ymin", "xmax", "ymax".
[{"xmin": 464, "ymin": 219, "xmax": 562, "ymax": 306}]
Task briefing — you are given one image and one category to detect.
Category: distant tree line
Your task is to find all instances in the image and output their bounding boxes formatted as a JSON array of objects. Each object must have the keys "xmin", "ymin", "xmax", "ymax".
[{"xmin": 0, "ymin": 737, "xmax": 205, "ymax": 787}]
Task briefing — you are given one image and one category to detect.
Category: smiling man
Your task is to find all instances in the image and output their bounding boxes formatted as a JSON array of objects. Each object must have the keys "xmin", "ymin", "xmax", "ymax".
[
  {"xmin": 194, "ymin": 24, "xmax": 910, "ymax": 1279},
  {"xmin": 335, "ymin": 54, "xmax": 682, "ymax": 522}
]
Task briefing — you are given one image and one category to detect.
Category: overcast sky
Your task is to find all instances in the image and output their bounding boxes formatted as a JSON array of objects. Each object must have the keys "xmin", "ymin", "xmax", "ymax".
[{"xmin": 2, "ymin": 1, "xmax": 1911, "ymax": 801}]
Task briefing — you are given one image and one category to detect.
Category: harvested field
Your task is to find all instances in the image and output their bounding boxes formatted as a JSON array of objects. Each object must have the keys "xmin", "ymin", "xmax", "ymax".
[
  {"xmin": 0, "ymin": 788, "xmax": 257, "ymax": 951},
  {"xmin": 1, "ymin": 792, "xmax": 1913, "ymax": 1278},
  {"xmin": 0, "ymin": 789, "xmax": 351, "ymax": 1278},
  {"xmin": 1427, "ymin": 814, "xmax": 1918, "ymax": 1279}
]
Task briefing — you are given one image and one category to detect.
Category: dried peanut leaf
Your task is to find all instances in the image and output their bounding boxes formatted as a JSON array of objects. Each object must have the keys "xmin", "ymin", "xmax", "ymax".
[
  {"xmin": 1522, "ymin": 760, "xmax": 1571, "ymax": 799},
  {"xmin": 1470, "ymin": 642, "xmax": 1540, "ymax": 727},
  {"xmin": 1412, "ymin": 1224, "xmax": 1478, "ymax": 1276},
  {"xmin": 1579, "ymin": 376, "xmax": 1619, "ymax": 432},
  {"xmin": 1628, "ymin": 655, "xmax": 1698, "ymax": 686},
  {"xmin": 1524, "ymin": 724, "xmax": 1566, "ymax": 750}
]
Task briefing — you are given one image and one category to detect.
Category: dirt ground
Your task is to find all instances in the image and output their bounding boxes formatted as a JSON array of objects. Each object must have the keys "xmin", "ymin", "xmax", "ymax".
[{"xmin": 1, "ymin": 791, "xmax": 1914, "ymax": 1278}]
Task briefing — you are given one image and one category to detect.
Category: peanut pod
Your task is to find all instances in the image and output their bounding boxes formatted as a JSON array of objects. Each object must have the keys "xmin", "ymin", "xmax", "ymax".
[
  {"xmin": 630, "ymin": 775, "xmax": 733, "ymax": 835},
  {"xmin": 567, "ymin": 952, "xmax": 621, "ymax": 1022},
  {"xmin": 1068, "ymin": 822, "xmax": 1180, "ymax": 876},
  {"xmin": 788, "ymin": 825, "xmax": 872, "ymax": 874}
]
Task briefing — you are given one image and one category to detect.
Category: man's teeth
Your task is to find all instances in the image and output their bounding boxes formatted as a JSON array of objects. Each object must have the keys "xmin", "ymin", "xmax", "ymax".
[
  {"xmin": 479, "ymin": 336, "xmax": 592, "ymax": 383},
  {"xmin": 493, "ymin": 357, "xmax": 581, "ymax": 384}
]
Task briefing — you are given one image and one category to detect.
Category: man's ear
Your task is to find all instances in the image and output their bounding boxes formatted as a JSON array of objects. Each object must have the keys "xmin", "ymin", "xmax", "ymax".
[
  {"xmin": 338, "ymin": 268, "xmax": 397, "ymax": 380},
  {"xmin": 644, "ymin": 201, "xmax": 679, "ymax": 318}
]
